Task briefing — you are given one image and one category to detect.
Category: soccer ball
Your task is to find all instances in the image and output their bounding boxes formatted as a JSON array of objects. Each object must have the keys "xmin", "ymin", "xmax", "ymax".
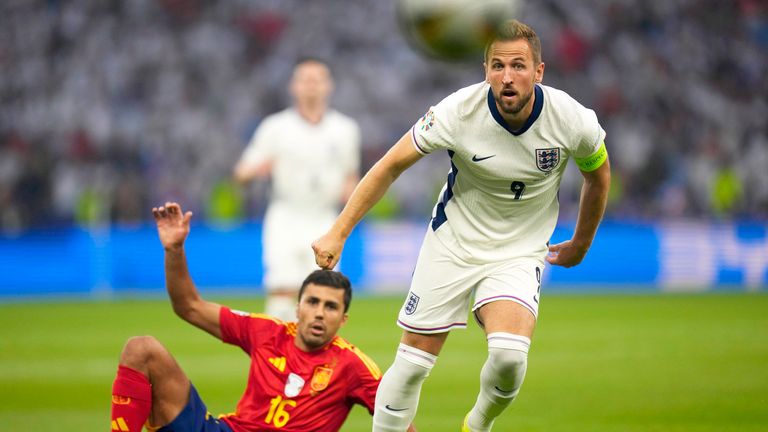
[{"xmin": 396, "ymin": 0, "xmax": 522, "ymax": 62}]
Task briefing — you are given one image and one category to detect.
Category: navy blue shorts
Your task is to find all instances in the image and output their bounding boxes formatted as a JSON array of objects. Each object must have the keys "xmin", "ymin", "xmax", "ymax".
[{"xmin": 158, "ymin": 384, "xmax": 233, "ymax": 432}]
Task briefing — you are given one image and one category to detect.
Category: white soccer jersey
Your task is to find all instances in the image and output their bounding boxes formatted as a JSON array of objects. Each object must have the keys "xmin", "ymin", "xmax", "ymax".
[
  {"xmin": 411, "ymin": 82, "xmax": 606, "ymax": 263},
  {"xmin": 240, "ymin": 108, "xmax": 361, "ymax": 215},
  {"xmin": 239, "ymin": 108, "xmax": 360, "ymax": 289}
]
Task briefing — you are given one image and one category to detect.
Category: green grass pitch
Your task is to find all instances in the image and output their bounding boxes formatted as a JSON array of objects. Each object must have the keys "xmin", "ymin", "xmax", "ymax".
[{"xmin": 1, "ymin": 292, "xmax": 767, "ymax": 431}]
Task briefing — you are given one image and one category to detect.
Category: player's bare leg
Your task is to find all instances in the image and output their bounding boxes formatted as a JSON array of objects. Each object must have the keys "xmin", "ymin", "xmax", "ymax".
[
  {"xmin": 464, "ymin": 301, "xmax": 535, "ymax": 431},
  {"xmin": 373, "ymin": 331, "xmax": 448, "ymax": 431},
  {"xmin": 265, "ymin": 287, "xmax": 298, "ymax": 322},
  {"xmin": 111, "ymin": 336, "xmax": 191, "ymax": 430}
]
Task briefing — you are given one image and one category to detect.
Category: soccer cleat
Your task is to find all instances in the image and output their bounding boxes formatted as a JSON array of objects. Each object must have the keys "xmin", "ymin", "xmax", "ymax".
[{"xmin": 461, "ymin": 413, "xmax": 471, "ymax": 432}]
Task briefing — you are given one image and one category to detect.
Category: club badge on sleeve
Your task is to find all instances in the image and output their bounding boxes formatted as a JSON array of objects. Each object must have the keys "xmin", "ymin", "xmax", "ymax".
[{"xmin": 419, "ymin": 110, "xmax": 435, "ymax": 131}]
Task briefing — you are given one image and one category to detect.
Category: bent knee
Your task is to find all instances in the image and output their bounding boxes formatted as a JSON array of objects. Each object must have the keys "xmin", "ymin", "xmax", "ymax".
[
  {"xmin": 489, "ymin": 347, "xmax": 528, "ymax": 372},
  {"xmin": 120, "ymin": 335, "xmax": 166, "ymax": 369},
  {"xmin": 487, "ymin": 332, "xmax": 530, "ymax": 372}
]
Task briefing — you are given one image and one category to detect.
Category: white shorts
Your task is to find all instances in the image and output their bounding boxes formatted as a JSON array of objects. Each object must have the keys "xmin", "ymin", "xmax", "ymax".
[
  {"xmin": 262, "ymin": 205, "xmax": 335, "ymax": 291},
  {"xmin": 397, "ymin": 228, "xmax": 544, "ymax": 334}
]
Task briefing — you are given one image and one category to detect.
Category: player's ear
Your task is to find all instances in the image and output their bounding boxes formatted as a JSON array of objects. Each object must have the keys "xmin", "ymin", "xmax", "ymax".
[
  {"xmin": 339, "ymin": 313, "xmax": 349, "ymax": 328},
  {"xmin": 535, "ymin": 61, "xmax": 545, "ymax": 83}
]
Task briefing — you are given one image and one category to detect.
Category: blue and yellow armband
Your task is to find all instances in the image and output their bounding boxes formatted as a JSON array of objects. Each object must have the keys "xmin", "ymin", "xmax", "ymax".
[{"xmin": 575, "ymin": 141, "xmax": 608, "ymax": 172}]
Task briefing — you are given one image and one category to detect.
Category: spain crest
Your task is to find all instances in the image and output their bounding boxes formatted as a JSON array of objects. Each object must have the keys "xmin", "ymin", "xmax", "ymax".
[
  {"xmin": 536, "ymin": 148, "xmax": 560, "ymax": 172},
  {"xmin": 310, "ymin": 366, "xmax": 333, "ymax": 392}
]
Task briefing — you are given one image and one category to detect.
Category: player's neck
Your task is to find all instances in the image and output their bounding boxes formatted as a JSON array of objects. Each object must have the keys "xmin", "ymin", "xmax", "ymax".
[{"xmin": 295, "ymin": 102, "xmax": 328, "ymax": 125}]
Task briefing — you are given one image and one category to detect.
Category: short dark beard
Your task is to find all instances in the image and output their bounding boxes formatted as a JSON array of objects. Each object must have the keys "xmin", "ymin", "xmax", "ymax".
[
  {"xmin": 300, "ymin": 333, "xmax": 328, "ymax": 351},
  {"xmin": 496, "ymin": 87, "xmax": 533, "ymax": 116}
]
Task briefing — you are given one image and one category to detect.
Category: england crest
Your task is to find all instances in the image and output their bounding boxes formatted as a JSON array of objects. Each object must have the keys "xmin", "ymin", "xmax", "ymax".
[
  {"xmin": 404, "ymin": 292, "xmax": 420, "ymax": 315},
  {"xmin": 536, "ymin": 148, "xmax": 560, "ymax": 172}
]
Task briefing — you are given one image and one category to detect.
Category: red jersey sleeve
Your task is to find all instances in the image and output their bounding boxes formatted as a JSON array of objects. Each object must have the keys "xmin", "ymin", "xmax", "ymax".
[
  {"xmin": 344, "ymin": 345, "xmax": 382, "ymax": 414},
  {"xmin": 219, "ymin": 307, "xmax": 283, "ymax": 354}
]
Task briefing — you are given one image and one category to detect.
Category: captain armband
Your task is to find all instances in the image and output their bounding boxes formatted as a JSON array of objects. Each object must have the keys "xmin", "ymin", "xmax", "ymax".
[{"xmin": 575, "ymin": 141, "xmax": 608, "ymax": 172}]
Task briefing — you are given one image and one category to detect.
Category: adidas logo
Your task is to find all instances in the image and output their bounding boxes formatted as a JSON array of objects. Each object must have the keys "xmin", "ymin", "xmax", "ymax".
[
  {"xmin": 111, "ymin": 417, "xmax": 130, "ymax": 431},
  {"xmin": 269, "ymin": 356, "xmax": 286, "ymax": 372}
]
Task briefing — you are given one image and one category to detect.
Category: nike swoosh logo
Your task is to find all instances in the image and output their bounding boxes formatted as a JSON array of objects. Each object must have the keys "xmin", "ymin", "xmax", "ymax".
[
  {"xmin": 494, "ymin": 386, "xmax": 515, "ymax": 395},
  {"xmin": 472, "ymin": 154, "xmax": 496, "ymax": 162},
  {"xmin": 385, "ymin": 404, "xmax": 409, "ymax": 412}
]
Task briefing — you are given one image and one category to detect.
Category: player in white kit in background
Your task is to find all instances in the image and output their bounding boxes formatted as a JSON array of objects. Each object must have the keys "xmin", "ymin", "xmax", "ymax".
[
  {"xmin": 312, "ymin": 20, "xmax": 611, "ymax": 431},
  {"xmin": 234, "ymin": 58, "xmax": 360, "ymax": 322}
]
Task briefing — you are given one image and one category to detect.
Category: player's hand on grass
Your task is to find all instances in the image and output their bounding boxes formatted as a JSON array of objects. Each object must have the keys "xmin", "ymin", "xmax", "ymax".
[
  {"xmin": 545, "ymin": 239, "xmax": 588, "ymax": 268},
  {"xmin": 152, "ymin": 202, "xmax": 193, "ymax": 252},
  {"xmin": 312, "ymin": 233, "xmax": 344, "ymax": 270}
]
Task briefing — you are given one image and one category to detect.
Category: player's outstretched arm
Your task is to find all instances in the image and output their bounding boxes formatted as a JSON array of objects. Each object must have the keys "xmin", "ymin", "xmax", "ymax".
[
  {"xmin": 547, "ymin": 157, "xmax": 611, "ymax": 268},
  {"xmin": 232, "ymin": 159, "xmax": 272, "ymax": 185},
  {"xmin": 313, "ymin": 132, "xmax": 422, "ymax": 269},
  {"xmin": 152, "ymin": 202, "xmax": 222, "ymax": 339}
]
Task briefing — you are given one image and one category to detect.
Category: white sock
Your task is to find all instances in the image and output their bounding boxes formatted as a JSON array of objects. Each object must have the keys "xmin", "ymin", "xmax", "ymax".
[
  {"xmin": 265, "ymin": 295, "xmax": 296, "ymax": 322},
  {"xmin": 373, "ymin": 343, "xmax": 437, "ymax": 432},
  {"xmin": 466, "ymin": 333, "xmax": 530, "ymax": 432}
]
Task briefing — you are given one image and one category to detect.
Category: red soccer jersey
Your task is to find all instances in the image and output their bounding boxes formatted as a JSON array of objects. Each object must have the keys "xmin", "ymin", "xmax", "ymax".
[{"xmin": 218, "ymin": 307, "xmax": 382, "ymax": 432}]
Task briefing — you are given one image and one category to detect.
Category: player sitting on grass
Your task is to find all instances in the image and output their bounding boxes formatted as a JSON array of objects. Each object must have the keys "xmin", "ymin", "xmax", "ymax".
[{"xmin": 109, "ymin": 202, "xmax": 415, "ymax": 432}]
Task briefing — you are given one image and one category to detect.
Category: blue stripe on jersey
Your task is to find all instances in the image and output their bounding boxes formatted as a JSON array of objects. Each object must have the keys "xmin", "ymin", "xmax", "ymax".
[
  {"xmin": 486, "ymin": 84, "xmax": 544, "ymax": 136},
  {"xmin": 431, "ymin": 150, "xmax": 456, "ymax": 231}
]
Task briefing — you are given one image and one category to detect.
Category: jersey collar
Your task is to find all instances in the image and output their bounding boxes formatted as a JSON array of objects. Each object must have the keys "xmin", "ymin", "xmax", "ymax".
[{"xmin": 486, "ymin": 84, "xmax": 543, "ymax": 136}]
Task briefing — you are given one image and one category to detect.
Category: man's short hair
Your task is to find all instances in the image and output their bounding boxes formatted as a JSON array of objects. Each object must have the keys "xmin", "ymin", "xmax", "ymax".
[
  {"xmin": 484, "ymin": 19, "xmax": 542, "ymax": 65},
  {"xmin": 294, "ymin": 56, "xmax": 334, "ymax": 78},
  {"xmin": 299, "ymin": 270, "xmax": 352, "ymax": 312}
]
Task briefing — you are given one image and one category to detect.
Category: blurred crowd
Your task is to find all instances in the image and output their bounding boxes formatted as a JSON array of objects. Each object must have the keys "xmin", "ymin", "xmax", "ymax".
[{"xmin": 1, "ymin": 0, "xmax": 766, "ymax": 232}]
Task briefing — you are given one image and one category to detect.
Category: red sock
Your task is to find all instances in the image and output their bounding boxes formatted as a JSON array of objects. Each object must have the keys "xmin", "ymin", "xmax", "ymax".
[{"xmin": 111, "ymin": 365, "xmax": 152, "ymax": 432}]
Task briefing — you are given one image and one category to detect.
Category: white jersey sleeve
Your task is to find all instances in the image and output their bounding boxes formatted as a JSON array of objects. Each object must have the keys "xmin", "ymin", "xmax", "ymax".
[
  {"xmin": 409, "ymin": 89, "xmax": 468, "ymax": 155},
  {"xmin": 574, "ymin": 108, "xmax": 605, "ymax": 158},
  {"xmin": 239, "ymin": 116, "xmax": 279, "ymax": 166},
  {"xmin": 549, "ymin": 87, "xmax": 607, "ymax": 163}
]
